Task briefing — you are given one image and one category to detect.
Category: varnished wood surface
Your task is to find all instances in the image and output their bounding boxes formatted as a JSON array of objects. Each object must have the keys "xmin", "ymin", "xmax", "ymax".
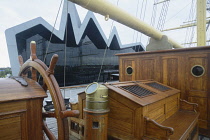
[
  {"xmin": 105, "ymin": 81, "xmax": 180, "ymax": 139},
  {"xmin": 0, "ymin": 78, "xmax": 47, "ymax": 103},
  {"xmin": 0, "ymin": 78, "xmax": 46, "ymax": 139},
  {"xmin": 118, "ymin": 46, "xmax": 210, "ymax": 136},
  {"xmin": 70, "ymin": 80, "xmax": 201, "ymax": 140},
  {"xmin": 105, "ymin": 81, "xmax": 180, "ymax": 106},
  {"xmin": 18, "ymin": 41, "xmax": 79, "ymax": 140},
  {"xmin": 161, "ymin": 111, "xmax": 199, "ymax": 140},
  {"xmin": 180, "ymin": 99, "xmax": 198, "ymax": 112},
  {"xmin": 144, "ymin": 117, "xmax": 174, "ymax": 140},
  {"xmin": 84, "ymin": 112, "xmax": 108, "ymax": 140},
  {"xmin": 116, "ymin": 45, "xmax": 210, "ymax": 56},
  {"xmin": 0, "ymin": 99, "xmax": 45, "ymax": 140},
  {"xmin": 144, "ymin": 111, "xmax": 199, "ymax": 140}
]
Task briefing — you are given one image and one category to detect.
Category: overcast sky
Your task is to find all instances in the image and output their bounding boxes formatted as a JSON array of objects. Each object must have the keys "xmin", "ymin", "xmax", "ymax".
[{"xmin": 0, "ymin": 0, "xmax": 208, "ymax": 68}]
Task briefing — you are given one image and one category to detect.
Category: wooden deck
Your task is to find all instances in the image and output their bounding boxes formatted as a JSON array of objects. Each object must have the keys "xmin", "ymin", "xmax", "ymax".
[
  {"xmin": 43, "ymin": 84, "xmax": 210, "ymax": 140},
  {"xmin": 45, "ymin": 117, "xmax": 210, "ymax": 140}
]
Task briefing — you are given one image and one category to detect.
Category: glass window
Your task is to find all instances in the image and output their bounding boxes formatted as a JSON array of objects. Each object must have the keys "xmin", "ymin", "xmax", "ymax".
[
  {"xmin": 191, "ymin": 65, "xmax": 205, "ymax": 77},
  {"xmin": 126, "ymin": 66, "xmax": 133, "ymax": 75}
]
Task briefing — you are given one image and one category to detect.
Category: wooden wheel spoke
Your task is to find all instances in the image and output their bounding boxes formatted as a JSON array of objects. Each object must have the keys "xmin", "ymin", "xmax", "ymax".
[
  {"xmin": 43, "ymin": 120, "xmax": 56, "ymax": 140},
  {"xmin": 18, "ymin": 41, "xmax": 80, "ymax": 140},
  {"xmin": 31, "ymin": 67, "xmax": 37, "ymax": 81}
]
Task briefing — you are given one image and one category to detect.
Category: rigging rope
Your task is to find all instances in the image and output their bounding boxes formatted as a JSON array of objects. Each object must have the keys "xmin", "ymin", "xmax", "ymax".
[
  {"xmin": 134, "ymin": 0, "xmax": 145, "ymax": 51},
  {"xmin": 156, "ymin": 0, "xmax": 170, "ymax": 31},
  {"xmin": 63, "ymin": 0, "xmax": 68, "ymax": 98},
  {"xmin": 43, "ymin": 0, "xmax": 64, "ymax": 64},
  {"xmin": 139, "ymin": 0, "xmax": 148, "ymax": 45},
  {"xmin": 38, "ymin": 0, "xmax": 63, "ymax": 82},
  {"xmin": 184, "ymin": 0, "xmax": 195, "ymax": 47},
  {"xmin": 132, "ymin": 0, "xmax": 140, "ymax": 45},
  {"xmin": 97, "ymin": 0, "xmax": 119, "ymax": 83},
  {"xmin": 189, "ymin": 1, "xmax": 196, "ymax": 47},
  {"xmin": 151, "ymin": 0, "xmax": 158, "ymax": 27},
  {"xmin": 188, "ymin": 3, "xmax": 196, "ymax": 47},
  {"xmin": 160, "ymin": 1, "xmax": 170, "ymax": 30},
  {"xmin": 165, "ymin": 2, "xmax": 191, "ymax": 23},
  {"xmin": 147, "ymin": 0, "xmax": 158, "ymax": 45},
  {"xmin": 133, "ymin": 0, "xmax": 147, "ymax": 52}
]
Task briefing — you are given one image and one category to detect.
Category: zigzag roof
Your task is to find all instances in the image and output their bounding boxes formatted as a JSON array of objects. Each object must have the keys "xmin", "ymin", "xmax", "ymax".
[{"xmin": 5, "ymin": 1, "xmax": 144, "ymax": 75}]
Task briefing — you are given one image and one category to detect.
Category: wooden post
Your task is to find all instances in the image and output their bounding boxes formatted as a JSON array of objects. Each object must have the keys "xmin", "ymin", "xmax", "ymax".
[{"xmin": 84, "ymin": 111, "xmax": 109, "ymax": 140}]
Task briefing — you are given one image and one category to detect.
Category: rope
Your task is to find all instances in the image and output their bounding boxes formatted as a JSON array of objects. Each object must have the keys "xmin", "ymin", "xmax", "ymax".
[
  {"xmin": 160, "ymin": 1, "xmax": 170, "ymax": 30},
  {"xmin": 157, "ymin": 2, "xmax": 166, "ymax": 30},
  {"xmin": 165, "ymin": 2, "xmax": 191, "ymax": 23},
  {"xmin": 97, "ymin": 0, "xmax": 119, "ymax": 83},
  {"xmin": 184, "ymin": 0, "xmax": 195, "ymax": 47},
  {"xmin": 133, "ymin": 0, "xmax": 139, "ymax": 50},
  {"xmin": 43, "ymin": 0, "xmax": 64, "ymax": 64},
  {"xmin": 156, "ymin": 0, "xmax": 170, "ymax": 31},
  {"xmin": 139, "ymin": 0, "xmax": 148, "ymax": 45},
  {"xmin": 63, "ymin": 0, "xmax": 68, "ymax": 98},
  {"xmin": 134, "ymin": 0, "xmax": 146, "ymax": 52},
  {"xmin": 151, "ymin": 0, "xmax": 158, "ymax": 27},
  {"xmin": 147, "ymin": 0, "xmax": 158, "ymax": 44},
  {"xmin": 188, "ymin": 3, "xmax": 196, "ymax": 47},
  {"xmin": 38, "ymin": 0, "xmax": 63, "ymax": 82}
]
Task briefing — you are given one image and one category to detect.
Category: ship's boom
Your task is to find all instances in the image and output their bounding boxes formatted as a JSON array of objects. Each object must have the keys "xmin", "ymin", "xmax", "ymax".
[{"xmin": 68, "ymin": 0, "xmax": 184, "ymax": 48}]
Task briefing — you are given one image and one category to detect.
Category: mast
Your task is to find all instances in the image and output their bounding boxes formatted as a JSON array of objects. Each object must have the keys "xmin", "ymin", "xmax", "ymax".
[
  {"xmin": 68, "ymin": 0, "xmax": 184, "ymax": 49},
  {"xmin": 197, "ymin": 0, "xmax": 206, "ymax": 46}
]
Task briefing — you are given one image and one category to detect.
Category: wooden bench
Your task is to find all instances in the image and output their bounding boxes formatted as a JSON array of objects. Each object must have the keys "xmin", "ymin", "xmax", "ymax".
[{"xmin": 143, "ymin": 99, "xmax": 199, "ymax": 140}]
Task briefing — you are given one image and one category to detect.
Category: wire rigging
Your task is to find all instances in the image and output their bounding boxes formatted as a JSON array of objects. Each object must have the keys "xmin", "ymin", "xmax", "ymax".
[
  {"xmin": 134, "ymin": 0, "xmax": 145, "ymax": 51},
  {"xmin": 97, "ymin": 0, "xmax": 120, "ymax": 83},
  {"xmin": 133, "ymin": 0, "xmax": 148, "ymax": 52},
  {"xmin": 150, "ymin": 0, "xmax": 158, "ymax": 27},
  {"xmin": 43, "ymin": 0, "xmax": 64, "ymax": 64},
  {"xmin": 147, "ymin": 0, "xmax": 158, "ymax": 45},
  {"xmin": 156, "ymin": 0, "xmax": 170, "ymax": 31},
  {"xmin": 184, "ymin": 0, "xmax": 195, "ymax": 47},
  {"xmin": 160, "ymin": 1, "xmax": 170, "ymax": 30},
  {"xmin": 63, "ymin": 0, "xmax": 68, "ymax": 98},
  {"xmin": 139, "ymin": 0, "xmax": 148, "ymax": 44},
  {"xmin": 165, "ymin": 2, "xmax": 191, "ymax": 23},
  {"xmin": 184, "ymin": 0, "xmax": 196, "ymax": 47},
  {"xmin": 38, "ymin": 0, "xmax": 64, "ymax": 83},
  {"xmin": 188, "ymin": 4, "xmax": 196, "ymax": 47},
  {"xmin": 132, "ymin": 0, "xmax": 140, "ymax": 44}
]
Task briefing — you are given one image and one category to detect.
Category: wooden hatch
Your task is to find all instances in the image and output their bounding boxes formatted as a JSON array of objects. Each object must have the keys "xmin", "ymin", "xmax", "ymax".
[
  {"xmin": 105, "ymin": 80, "xmax": 180, "ymax": 106},
  {"xmin": 104, "ymin": 80, "xmax": 180, "ymax": 139}
]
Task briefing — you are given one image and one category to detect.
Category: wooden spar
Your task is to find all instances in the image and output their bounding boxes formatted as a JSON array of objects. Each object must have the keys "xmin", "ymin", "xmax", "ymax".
[
  {"xmin": 197, "ymin": 0, "xmax": 206, "ymax": 46},
  {"xmin": 162, "ymin": 20, "xmax": 210, "ymax": 32},
  {"xmin": 68, "ymin": 0, "xmax": 184, "ymax": 48}
]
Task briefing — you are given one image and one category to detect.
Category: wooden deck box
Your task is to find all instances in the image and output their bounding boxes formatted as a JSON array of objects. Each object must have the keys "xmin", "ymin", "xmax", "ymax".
[
  {"xmin": 0, "ymin": 78, "xmax": 47, "ymax": 140},
  {"xmin": 105, "ymin": 80, "xmax": 181, "ymax": 139}
]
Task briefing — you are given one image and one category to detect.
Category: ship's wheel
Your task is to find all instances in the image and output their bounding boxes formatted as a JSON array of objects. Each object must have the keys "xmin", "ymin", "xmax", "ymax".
[{"xmin": 18, "ymin": 41, "xmax": 79, "ymax": 140}]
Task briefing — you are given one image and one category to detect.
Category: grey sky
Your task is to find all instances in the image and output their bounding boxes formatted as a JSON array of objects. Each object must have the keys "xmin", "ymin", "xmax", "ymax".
[{"xmin": 0, "ymin": 0, "xmax": 208, "ymax": 68}]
